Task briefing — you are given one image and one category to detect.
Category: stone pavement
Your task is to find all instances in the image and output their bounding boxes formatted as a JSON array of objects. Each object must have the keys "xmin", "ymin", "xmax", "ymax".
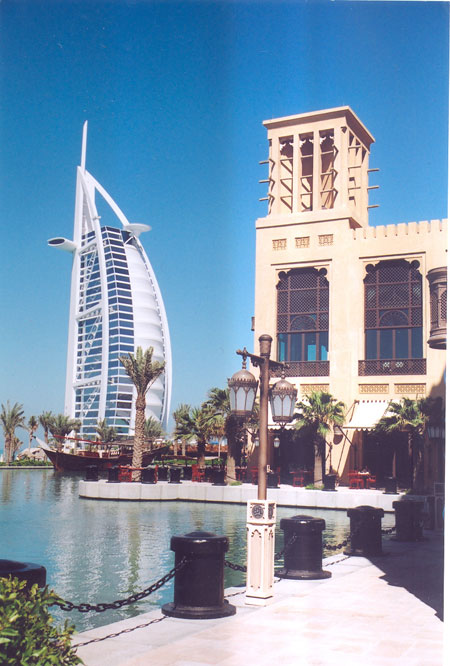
[{"xmin": 73, "ymin": 530, "xmax": 444, "ymax": 666}]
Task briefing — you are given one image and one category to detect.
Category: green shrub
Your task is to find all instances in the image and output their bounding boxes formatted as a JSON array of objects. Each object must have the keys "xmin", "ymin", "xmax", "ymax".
[
  {"xmin": 18, "ymin": 458, "xmax": 52, "ymax": 467},
  {"xmin": 229, "ymin": 481, "xmax": 242, "ymax": 486},
  {"xmin": 0, "ymin": 458, "xmax": 52, "ymax": 467},
  {"xmin": 0, "ymin": 577, "xmax": 82, "ymax": 665},
  {"xmin": 305, "ymin": 483, "xmax": 323, "ymax": 490}
]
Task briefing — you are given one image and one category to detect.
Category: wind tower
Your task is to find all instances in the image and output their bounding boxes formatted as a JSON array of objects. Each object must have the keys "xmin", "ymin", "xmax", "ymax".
[
  {"xmin": 261, "ymin": 106, "xmax": 376, "ymax": 227},
  {"xmin": 48, "ymin": 123, "xmax": 172, "ymax": 438},
  {"xmin": 254, "ymin": 106, "xmax": 377, "ymax": 390}
]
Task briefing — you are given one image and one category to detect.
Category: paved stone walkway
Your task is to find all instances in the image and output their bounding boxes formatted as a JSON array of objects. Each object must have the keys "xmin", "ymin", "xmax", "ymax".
[{"xmin": 73, "ymin": 531, "xmax": 444, "ymax": 666}]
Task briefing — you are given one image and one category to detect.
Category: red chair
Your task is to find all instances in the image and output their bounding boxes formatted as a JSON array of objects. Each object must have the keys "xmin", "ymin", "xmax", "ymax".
[
  {"xmin": 250, "ymin": 467, "xmax": 258, "ymax": 484},
  {"xmin": 291, "ymin": 470, "xmax": 305, "ymax": 487},
  {"xmin": 349, "ymin": 471, "xmax": 364, "ymax": 489},
  {"xmin": 192, "ymin": 465, "xmax": 205, "ymax": 482},
  {"xmin": 236, "ymin": 466, "xmax": 247, "ymax": 481},
  {"xmin": 368, "ymin": 475, "xmax": 377, "ymax": 489},
  {"xmin": 119, "ymin": 466, "xmax": 133, "ymax": 482}
]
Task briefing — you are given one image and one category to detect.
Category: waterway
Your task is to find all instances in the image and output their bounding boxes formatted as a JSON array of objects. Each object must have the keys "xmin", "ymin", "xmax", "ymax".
[{"xmin": 1, "ymin": 469, "xmax": 355, "ymax": 632}]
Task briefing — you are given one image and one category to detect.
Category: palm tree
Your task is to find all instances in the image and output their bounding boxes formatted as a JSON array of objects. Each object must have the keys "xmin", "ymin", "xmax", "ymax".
[
  {"xmin": 39, "ymin": 411, "xmax": 54, "ymax": 444},
  {"xmin": 95, "ymin": 418, "xmax": 117, "ymax": 444},
  {"xmin": 294, "ymin": 391, "xmax": 346, "ymax": 487},
  {"xmin": 173, "ymin": 403, "xmax": 192, "ymax": 457},
  {"xmin": 27, "ymin": 415, "xmax": 38, "ymax": 449},
  {"xmin": 119, "ymin": 346, "xmax": 165, "ymax": 478},
  {"xmin": 48, "ymin": 414, "xmax": 81, "ymax": 450},
  {"xmin": 375, "ymin": 397, "xmax": 440, "ymax": 491},
  {"xmin": 1, "ymin": 402, "xmax": 25, "ymax": 463},
  {"xmin": 174, "ymin": 404, "xmax": 218, "ymax": 467},
  {"xmin": 144, "ymin": 416, "xmax": 165, "ymax": 450},
  {"xmin": 204, "ymin": 387, "xmax": 242, "ymax": 483}
]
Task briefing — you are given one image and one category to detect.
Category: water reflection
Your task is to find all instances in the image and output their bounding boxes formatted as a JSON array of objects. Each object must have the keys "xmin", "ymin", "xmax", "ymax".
[{"xmin": 0, "ymin": 471, "xmax": 380, "ymax": 632}]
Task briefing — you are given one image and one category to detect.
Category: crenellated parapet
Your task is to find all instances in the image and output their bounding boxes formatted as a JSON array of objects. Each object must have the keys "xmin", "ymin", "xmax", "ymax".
[{"xmin": 353, "ymin": 218, "xmax": 446, "ymax": 240}]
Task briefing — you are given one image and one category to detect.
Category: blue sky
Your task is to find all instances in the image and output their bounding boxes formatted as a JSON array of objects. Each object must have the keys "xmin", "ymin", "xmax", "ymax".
[{"xmin": 0, "ymin": 0, "xmax": 448, "ymax": 439}]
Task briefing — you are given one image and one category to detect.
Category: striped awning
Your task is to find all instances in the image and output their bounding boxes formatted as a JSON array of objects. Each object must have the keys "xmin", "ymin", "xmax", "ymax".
[{"xmin": 343, "ymin": 400, "xmax": 390, "ymax": 431}]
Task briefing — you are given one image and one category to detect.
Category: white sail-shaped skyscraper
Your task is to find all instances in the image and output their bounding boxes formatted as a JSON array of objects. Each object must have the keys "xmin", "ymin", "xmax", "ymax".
[{"xmin": 49, "ymin": 123, "xmax": 172, "ymax": 438}]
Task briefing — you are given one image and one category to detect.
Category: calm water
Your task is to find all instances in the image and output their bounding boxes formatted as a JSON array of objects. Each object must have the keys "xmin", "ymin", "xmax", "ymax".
[{"xmin": 1, "ymin": 470, "xmax": 356, "ymax": 632}]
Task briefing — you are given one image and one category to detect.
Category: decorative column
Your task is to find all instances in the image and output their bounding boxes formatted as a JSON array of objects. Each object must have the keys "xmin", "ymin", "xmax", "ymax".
[{"xmin": 246, "ymin": 500, "xmax": 276, "ymax": 605}]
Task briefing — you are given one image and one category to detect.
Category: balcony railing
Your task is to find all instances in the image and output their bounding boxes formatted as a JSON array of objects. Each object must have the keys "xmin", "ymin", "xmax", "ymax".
[
  {"xmin": 358, "ymin": 359, "xmax": 426, "ymax": 376},
  {"xmin": 281, "ymin": 361, "xmax": 329, "ymax": 377}
]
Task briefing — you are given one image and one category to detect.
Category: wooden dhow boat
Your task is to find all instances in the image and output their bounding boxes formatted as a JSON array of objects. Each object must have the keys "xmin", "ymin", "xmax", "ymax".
[{"xmin": 37, "ymin": 436, "xmax": 169, "ymax": 472}]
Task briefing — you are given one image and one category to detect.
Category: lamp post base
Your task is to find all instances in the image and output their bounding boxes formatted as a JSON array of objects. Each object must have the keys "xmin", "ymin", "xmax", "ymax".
[{"xmin": 245, "ymin": 500, "xmax": 276, "ymax": 606}]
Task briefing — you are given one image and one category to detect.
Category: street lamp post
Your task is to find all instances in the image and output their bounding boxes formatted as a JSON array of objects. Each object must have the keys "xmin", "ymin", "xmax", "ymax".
[{"xmin": 228, "ymin": 334, "xmax": 297, "ymax": 605}]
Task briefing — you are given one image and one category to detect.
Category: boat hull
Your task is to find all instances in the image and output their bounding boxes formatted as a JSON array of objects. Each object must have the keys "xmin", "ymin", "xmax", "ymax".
[{"xmin": 40, "ymin": 444, "xmax": 169, "ymax": 473}]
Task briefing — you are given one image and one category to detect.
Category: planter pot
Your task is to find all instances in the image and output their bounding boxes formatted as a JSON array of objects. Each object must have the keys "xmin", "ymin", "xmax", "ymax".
[
  {"xmin": 157, "ymin": 466, "xmax": 168, "ymax": 481},
  {"xmin": 323, "ymin": 474, "xmax": 336, "ymax": 491},
  {"xmin": 384, "ymin": 477, "xmax": 398, "ymax": 494},
  {"xmin": 169, "ymin": 467, "xmax": 182, "ymax": 484},
  {"xmin": 212, "ymin": 468, "xmax": 226, "ymax": 486},
  {"xmin": 267, "ymin": 472, "xmax": 279, "ymax": 488}
]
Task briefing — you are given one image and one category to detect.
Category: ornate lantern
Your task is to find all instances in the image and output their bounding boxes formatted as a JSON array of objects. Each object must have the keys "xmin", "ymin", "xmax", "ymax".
[
  {"xmin": 270, "ymin": 373, "xmax": 297, "ymax": 425},
  {"xmin": 228, "ymin": 358, "xmax": 258, "ymax": 419}
]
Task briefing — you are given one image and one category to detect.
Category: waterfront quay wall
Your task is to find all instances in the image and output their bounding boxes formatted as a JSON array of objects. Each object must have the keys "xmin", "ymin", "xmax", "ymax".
[{"xmin": 79, "ymin": 480, "xmax": 400, "ymax": 512}]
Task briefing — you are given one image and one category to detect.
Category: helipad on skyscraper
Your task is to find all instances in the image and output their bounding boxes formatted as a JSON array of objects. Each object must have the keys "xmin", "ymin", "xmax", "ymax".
[{"xmin": 49, "ymin": 123, "xmax": 171, "ymax": 438}]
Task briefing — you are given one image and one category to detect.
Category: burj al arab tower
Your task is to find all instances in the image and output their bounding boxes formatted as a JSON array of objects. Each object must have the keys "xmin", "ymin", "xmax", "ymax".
[{"xmin": 49, "ymin": 123, "xmax": 172, "ymax": 438}]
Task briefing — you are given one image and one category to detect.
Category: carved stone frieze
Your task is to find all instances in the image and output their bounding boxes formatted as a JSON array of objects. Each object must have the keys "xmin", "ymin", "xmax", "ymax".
[
  {"xmin": 359, "ymin": 384, "xmax": 389, "ymax": 394},
  {"xmin": 394, "ymin": 384, "xmax": 426, "ymax": 394},
  {"xmin": 300, "ymin": 384, "xmax": 329, "ymax": 394},
  {"xmin": 272, "ymin": 238, "xmax": 287, "ymax": 251}
]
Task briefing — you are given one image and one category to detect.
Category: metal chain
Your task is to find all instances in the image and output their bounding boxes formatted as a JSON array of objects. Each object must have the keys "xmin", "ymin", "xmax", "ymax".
[
  {"xmin": 323, "ymin": 554, "xmax": 351, "ymax": 568},
  {"xmin": 274, "ymin": 533, "xmax": 297, "ymax": 560},
  {"xmin": 224, "ymin": 559, "xmax": 247, "ymax": 573},
  {"xmin": 52, "ymin": 557, "xmax": 188, "ymax": 613},
  {"xmin": 323, "ymin": 521, "xmax": 363, "ymax": 552},
  {"xmin": 76, "ymin": 615, "xmax": 167, "ymax": 648},
  {"xmin": 381, "ymin": 525, "xmax": 396, "ymax": 535},
  {"xmin": 322, "ymin": 535, "xmax": 351, "ymax": 551},
  {"xmin": 225, "ymin": 533, "xmax": 298, "ymax": 572}
]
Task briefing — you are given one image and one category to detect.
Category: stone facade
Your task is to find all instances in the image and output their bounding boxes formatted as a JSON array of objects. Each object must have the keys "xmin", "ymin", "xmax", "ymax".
[{"xmin": 253, "ymin": 107, "xmax": 446, "ymax": 488}]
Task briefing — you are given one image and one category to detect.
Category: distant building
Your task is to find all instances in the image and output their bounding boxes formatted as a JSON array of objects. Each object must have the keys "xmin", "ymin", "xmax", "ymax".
[
  {"xmin": 253, "ymin": 107, "xmax": 446, "ymax": 490},
  {"xmin": 49, "ymin": 123, "xmax": 171, "ymax": 438}
]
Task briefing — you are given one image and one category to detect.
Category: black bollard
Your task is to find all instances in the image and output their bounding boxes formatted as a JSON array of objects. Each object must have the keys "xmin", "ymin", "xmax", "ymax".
[
  {"xmin": 277, "ymin": 515, "xmax": 331, "ymax": 580},
  {"xmin": 108, "ymin": 466, "xmax": 120, "ymax": 483},
  {"xmin": 169, "ymin": 467, "xmax": 182, "ymax": 484},
  {"xmin": 85, "ymin": 465, "xmax": 98, "ymax": 482},
  {"xmin": 0, "ymin": 560, "xmax": 46, "ymax": 588},
  {"xmin": 142, "ymin": 467, "xmax": 157, "ymax": 484},
  {"xmin": 162, "ymin": 531, "xmax": 236, "ymax": 619},
  {"xmin": 345, "ymin": 505, "xmax": 384, "ymax": 556},
  {"xmin": 392, "ymin": 500, "xmax": 424, "ymax": 541},
  {"xmin": 183, "ymin": 465, "xmax": 192, "ymax": 480}
]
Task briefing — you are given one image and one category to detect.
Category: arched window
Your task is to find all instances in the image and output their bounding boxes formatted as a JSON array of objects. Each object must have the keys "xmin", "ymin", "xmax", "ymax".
[
  {"xmin": 277, "ymin": 268, "xmax": 329, "ymax": 366},
  {"xmin": 364, "ymin": 259, "xmax": 423, "ymax": 360}
]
